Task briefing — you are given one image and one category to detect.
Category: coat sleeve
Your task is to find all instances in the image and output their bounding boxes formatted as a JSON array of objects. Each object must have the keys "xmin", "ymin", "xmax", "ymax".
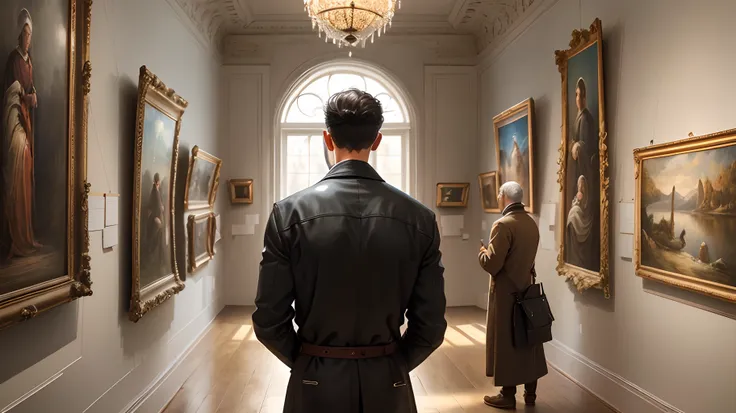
[
  {"xmin": 252, "ymin": 204, "xmax": 299, "ymax": 369},
  {"xmin": 400, "ymin": 220, "xmax": 448, "ymax": 372},
  {"xmin": 479, "ymin": 221, "xmax": 511, "ymax": 277}
]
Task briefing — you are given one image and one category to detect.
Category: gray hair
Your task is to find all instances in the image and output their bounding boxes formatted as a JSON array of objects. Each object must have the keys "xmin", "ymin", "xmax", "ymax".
[{"xmin": 499, "ymin": 181, "xmax": 524, "ymax": 204}]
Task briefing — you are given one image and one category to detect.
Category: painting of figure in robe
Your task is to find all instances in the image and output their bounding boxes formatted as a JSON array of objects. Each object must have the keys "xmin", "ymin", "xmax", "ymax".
[
  {"xmin": 0, "ymin": 2, "xmax": 70, "ymax": 296},
  {"xmin": 494, "ymin": 99, "xmax": 534, "ymax": 213},
  {"xmin": 185, "ymin": 146, "xmax": 221, "ymax": 210},
  {"xmin": 139, "ymin": 104, "xmax": 175, "ymax": 288},
  {"xmin": 563, "ymin": 43, "xmax": 601, "ymax": 273}
]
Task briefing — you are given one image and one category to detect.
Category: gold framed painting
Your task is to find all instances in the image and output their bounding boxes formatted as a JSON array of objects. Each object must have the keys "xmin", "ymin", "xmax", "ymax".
[
  {"xmin": 129, "ymin": 66, "xmax": 187, "ymax": 322},
  {"xmin": 229, "ymin": 179, "xmax": 254, "ymax": 204},
  {"xmin": 554, "ymin": 18, "xmax": 610, "ymax": 298},
  {"xmin": 478, "ymin": 172, "xmax": 500, "ymax": 213},
  {"xmin": 188, "ymin": 213, "xmax": 214, "ymax": 273},
  {"xmin": 184, "ymin": 146, "xmax": 221, "ymax": 211},
  {"xmin": 634, "ymin": 129, "xmax": 736, "ymax": 303},
  {"xmin": 493, "ymin": 98, "xmax": 535, "ymax": 213},
  {"xmin": 436, "ymin": 183, "xmax": 470, "ymax": 208},
  {"xmin": 0, "ymin": 0, "xmax": 93, "ymax": 330}
]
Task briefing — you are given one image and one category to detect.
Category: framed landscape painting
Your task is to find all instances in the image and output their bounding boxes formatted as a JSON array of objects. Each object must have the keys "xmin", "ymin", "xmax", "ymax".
[
  {"xmin": 130, "ymin": 66, "xmax": 187, "ymax": 322},
  {"xmin": 554, "ymin": 18, "xmax": 610, "ymax": 298},
  {"xmin": 634, "ymin": 129, "xmax": 736, "ymax": 303},
  {"xmin": 0, "ymin": 0, "xmax": 92, "ymax": 330},
  {"xmin": 188, "ymin": 213, "xmax": 213, "ymax": 273},
  {"xmin": 184, "ymin": 146, "xmax": 221, "ymax": 211},
  {"xmin": 478, "ymin": 172, "xmax": 500, "ymax": 213},
  {"xmin": 436, "ymin": 183, "xmax": 469, "ymax": 208},
  {"xmin": 229, "ymin": 179, "xmax": 254, "ymax": 204},
  {"xmin": 494, "ymin": 99, "xmax": 535, "ymax": 213}
]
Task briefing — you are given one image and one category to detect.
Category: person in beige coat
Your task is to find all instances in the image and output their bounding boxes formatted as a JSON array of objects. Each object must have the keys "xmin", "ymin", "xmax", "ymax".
[{"xmin": 478, "ymin": 181, "xmax": 547, "ymax": 409}]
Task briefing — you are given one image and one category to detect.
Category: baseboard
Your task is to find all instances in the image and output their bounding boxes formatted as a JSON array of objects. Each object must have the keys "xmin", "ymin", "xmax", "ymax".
[
  {"xmin": 545, "ymin": 340, "xmax": 685, "ymax": 413},
  {"xmin": 121, "ymin": 301, "xmax": 225, "ymax": 413}
]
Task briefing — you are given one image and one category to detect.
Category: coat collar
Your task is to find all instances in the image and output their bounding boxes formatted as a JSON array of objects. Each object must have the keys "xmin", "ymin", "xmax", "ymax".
[
  {"xmin": 319, "ymin": 159, "xmax": 385, "ymax": 183},
  {"xmin": 502, "ymin": 202, "xmax": 526, "ymax": 216}
]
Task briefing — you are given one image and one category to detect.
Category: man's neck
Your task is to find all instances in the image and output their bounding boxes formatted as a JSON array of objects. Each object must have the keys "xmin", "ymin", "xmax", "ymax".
[{"xmin": 334, "ymin": 150, "xmax": 371, "ymax": 164}]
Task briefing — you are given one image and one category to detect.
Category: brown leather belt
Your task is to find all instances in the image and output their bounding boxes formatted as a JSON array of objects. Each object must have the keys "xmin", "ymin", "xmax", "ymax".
[{"xmin": 300, "ymin": 342, "xmax": 397, "ymax": 359}]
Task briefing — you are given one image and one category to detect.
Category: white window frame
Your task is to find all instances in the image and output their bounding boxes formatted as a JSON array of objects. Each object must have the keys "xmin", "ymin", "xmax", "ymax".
[{"xmin": 275, "ymin": 62, "xmax": 415, "ymax": 201}]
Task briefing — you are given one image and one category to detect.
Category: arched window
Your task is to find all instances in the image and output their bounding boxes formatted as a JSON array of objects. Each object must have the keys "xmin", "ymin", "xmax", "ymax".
[{"xmin": 277, "ymin": 63, "xmax": 412, "ymax": 200}]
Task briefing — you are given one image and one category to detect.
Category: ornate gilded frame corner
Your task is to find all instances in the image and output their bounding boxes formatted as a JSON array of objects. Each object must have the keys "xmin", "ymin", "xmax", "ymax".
[
  {"xmin": 493, "ymin": 98, "xmax": 536, "ymax": 213},
  {"xmin": 187, "ymin": 213, "xmax": 214, "ymax": 273},
  {"xmin": 633, "ymin": 129, "xmax": 736, "ymax": 303},
  {"xmin": 184, "ymin": 146, "xmax": 222, "ymax": 211},
  {"xmin": 129, "ymin": 66, "xmax": 188, "ymax": 323},
  {"xmin": 436, "ymin": 183, "xmax": 470, "ymax": 208},
  {"xmin": 478, "ymin": 171, "xmax": 501, "ymax": 213},
  {"xmin": 554, "ymin": 18, "xmax": 611, "ymax": 298},
  {"xmin": 229, "ymin": 179, "xmax": 254, "ymax": 204},
  {"xmin": 0, "ymin": 0, "xmax": 93, "ymax": 330}
]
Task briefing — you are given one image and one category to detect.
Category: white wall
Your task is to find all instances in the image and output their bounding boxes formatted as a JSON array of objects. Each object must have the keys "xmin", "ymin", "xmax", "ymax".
[
  {"xmin": 0, "ymin": 1, "xmax": 226, "ymax": 412},
  {"xmin": 221, "ymin": 34, "xmax": 485, "ymax": 307},
  {"xmin": 479, "ymin": 0, "xmax": 736, "ymax": 412}
]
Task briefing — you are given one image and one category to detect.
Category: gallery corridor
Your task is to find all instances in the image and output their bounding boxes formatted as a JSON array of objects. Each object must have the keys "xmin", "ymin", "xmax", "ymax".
[{"xmin": 162, "ymin": 307, "xmax": 615, "ymax": 413}]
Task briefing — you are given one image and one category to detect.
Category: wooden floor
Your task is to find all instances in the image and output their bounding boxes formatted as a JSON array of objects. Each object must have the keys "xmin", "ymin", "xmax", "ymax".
[{"xmin": 163, "ymin": 306, "xmax": 616, "ymax": 413}]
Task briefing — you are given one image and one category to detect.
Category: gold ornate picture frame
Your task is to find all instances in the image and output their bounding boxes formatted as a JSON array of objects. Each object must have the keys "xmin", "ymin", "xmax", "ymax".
[
  {"xmin": 634, "ymin": 129, "xmax": 736, "ymax": 303},
  {"xmin": 436, "ymin": 183, "xmax": 470, "ymax": 208},
  {"xmin": 493, "ymin": 98, "xmax": 535, "ymax": 213},
  {"xmin": 129, "ymin": 66, "xmax": 187, "ymax": 322},
  {"xmin": 229, "ymin": 179, "xmax": 254, "ymax": 204},
  {"xmin": 184, "ymin": 146, "xmax": 222, "ymax": 211},
  {"xmin": 0, "ymin": 0, "xmax": 93, "ymax": 330},
  {"xmin": 554, "ymin": 18, "xmax": 610, "ymax": 297},
  {"xmin": 478, "ymin": 172, "xmax": 500, "ymax": 213},
  {"xmin": 188, "ymin": 213, "xmax": 214, "ymax": 273}
]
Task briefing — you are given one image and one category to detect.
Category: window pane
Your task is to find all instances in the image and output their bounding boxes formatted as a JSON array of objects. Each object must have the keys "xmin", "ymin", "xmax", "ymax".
[
  {"xmin": 287, "ymin": 174, "xmax": 309, "ymax": 196},
  {"xmin": 287, "ymin": 136, "xmax": 309, "ymax": 155},
  {"xmin": 377, "ymin": 155, "xmax": 402, "ymax": 175},
  {"xmin": 309, "ymin": 174, "xmax": 325, "ymax": 185},
  {"xmin": 384, "ymin": 174, "xmax": 403, "ymax": 191},
  {"xmin": 287, "ymin": 155, "xmax": 309, "ymax": 174},
  {"xmin": 327, "ymin": 74, "xmax": 367, "ymax": 96},
  {"xmin": 377, "ymin": 135, "xmax": 402, "ymax": 156}
]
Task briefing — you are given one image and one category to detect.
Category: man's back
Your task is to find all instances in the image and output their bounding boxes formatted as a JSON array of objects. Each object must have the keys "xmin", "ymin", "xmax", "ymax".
[{"xmin": 253, "ymin": 160, "xmax": 447, "ymax": 413}]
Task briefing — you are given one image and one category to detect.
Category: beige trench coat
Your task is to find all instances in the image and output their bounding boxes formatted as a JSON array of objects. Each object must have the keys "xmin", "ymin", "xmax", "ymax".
[{"xmin": 479, "ymin": 204, "xmax": 548, "ymax": 386}]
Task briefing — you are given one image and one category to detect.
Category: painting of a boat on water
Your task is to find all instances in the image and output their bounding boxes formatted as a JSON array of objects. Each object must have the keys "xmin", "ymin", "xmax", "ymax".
[{"xmin": 635, "ymin": 130, "xmax": 736, "ymax": 303}]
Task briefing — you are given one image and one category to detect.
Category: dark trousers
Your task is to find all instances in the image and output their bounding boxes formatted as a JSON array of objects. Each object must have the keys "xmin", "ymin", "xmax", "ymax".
[{"xmin": 501, "ymin": 381, "xmax": 537, "ymax": 397}]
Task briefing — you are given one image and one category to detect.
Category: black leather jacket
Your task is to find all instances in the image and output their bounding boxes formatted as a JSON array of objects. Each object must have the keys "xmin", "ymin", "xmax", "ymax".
[{"xmin": 253, "ymin": 159, "xmax": 447, "ymax": 413}]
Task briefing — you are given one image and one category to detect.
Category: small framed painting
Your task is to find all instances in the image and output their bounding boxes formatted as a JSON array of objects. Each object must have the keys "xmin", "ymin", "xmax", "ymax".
[
  {"xmin": 229, "ymin": 179, "xmax": 254, "ymax": 204},
  {"xmin": 184, "ymin": 146, "xmax": 222, "ymax": 211},
  {"xmin": 188, "ymin": 213, "xmax": 214, "ymax": 273},
  {"xmin": 436, "ymin": 183, "xmax": 470, "ymax": 208},
  {"xmin": 478, "ymin": 172, "xmax": 500, "ymax": 213}
]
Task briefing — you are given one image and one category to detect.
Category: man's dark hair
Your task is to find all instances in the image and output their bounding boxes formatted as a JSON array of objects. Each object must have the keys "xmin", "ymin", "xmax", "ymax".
[{"xmin": 324, "ymin": 88, "xmax": 384, "ymax": 152}]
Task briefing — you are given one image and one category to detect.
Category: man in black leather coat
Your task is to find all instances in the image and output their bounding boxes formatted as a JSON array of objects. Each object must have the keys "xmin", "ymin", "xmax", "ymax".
[{"xmin": 253, "ymin": 88, "xmax": 447, "ymax": 413}]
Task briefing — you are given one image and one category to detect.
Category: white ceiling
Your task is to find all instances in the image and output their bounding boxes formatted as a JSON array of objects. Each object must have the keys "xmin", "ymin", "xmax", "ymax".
[
  {"xmin": 166, "ymin": 0, "xmax": 551, "ymax": 55},
  {"xmin": 246, "ymin": 0, "xmax": 459, "ymax": 17}
]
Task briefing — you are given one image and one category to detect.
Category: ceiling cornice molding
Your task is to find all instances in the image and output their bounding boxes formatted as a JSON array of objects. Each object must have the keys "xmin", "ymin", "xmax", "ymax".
[
  {"xmin": 451, "ymin": 0, "xmax": 555, "ymax": 54},
  {"xmin": 233, "ymin": 19, "xmax": 459, "ymax": 36},
  {"xmin": 476, "ymin": 0, "xmax": 559, "ymax": 70}
]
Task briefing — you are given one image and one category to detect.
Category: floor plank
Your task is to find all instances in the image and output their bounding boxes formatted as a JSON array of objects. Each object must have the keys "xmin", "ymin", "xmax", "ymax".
[{"xmin": 162, "ymin": 306, "xmax": 616, "ymax": 413}]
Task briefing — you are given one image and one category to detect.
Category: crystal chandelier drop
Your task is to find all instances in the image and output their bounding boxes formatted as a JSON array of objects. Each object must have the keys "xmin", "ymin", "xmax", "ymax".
[{"xmin": 304, "ymin": 0, "xmax": 401, "ymax": 49}]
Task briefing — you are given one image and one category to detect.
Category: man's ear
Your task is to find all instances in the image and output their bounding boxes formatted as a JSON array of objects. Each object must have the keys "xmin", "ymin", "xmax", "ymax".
[
  {"xmin": 323, "ymin": 130, "xmax": 335, "ymax": 151},
  {"xmin": 371, "ymin": 132, "xmax": 383, "ymax": 151}
]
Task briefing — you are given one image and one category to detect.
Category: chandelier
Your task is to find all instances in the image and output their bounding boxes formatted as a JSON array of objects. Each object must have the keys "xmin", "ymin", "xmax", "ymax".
[{"xmin": 304, "ymin": 0, "xmax": 401, "ymax": 49}]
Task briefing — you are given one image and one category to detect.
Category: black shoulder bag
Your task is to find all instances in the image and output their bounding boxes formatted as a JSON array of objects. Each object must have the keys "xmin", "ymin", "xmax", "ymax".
[{"xmin": 512, "ymin": 266, "xmax": 554, "ymax": 348}]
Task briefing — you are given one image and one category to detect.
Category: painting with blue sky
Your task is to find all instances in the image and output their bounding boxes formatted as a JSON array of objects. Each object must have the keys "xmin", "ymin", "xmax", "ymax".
[{"xmin": 496, "ymin": 105, "xmax": 532, "ymax": 208}]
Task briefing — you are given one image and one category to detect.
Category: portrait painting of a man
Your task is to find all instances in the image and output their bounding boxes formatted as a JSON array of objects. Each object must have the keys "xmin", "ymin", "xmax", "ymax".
[
  {"xmin": 563, "ymin": 43, "xmax": 601, "ymax": 273},
  {"xmin": 0, "ymin": 2, "xmax": 71, "ymax": 297}
]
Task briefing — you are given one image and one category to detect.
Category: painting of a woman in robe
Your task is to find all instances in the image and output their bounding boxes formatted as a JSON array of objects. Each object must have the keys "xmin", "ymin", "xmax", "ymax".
[
  {"xmin": 563, "ymin": 42, "xmax": 601, "ymax": 273},
  {"xmin": 2, "ymin": 9, "xmax": 41, "ymax": 261}
]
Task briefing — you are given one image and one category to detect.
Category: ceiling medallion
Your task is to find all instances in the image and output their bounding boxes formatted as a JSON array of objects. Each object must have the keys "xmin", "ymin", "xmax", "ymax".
[{"xmin": 304, "ymin": 0, "xmax": 401, "ymax": 52}]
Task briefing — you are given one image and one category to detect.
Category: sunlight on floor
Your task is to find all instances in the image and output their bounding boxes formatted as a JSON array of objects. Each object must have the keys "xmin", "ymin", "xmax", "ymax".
[
  {"xmin": 443, "ymin": 326, "xmax": 474, "ymax": 347},
  {"xmin": 231, "ymin": 325, "xmax": 252, "ymax": 341},
  {"xmin": 455, "ymin": 324, "xmax": 486, "ymax": 344}
]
